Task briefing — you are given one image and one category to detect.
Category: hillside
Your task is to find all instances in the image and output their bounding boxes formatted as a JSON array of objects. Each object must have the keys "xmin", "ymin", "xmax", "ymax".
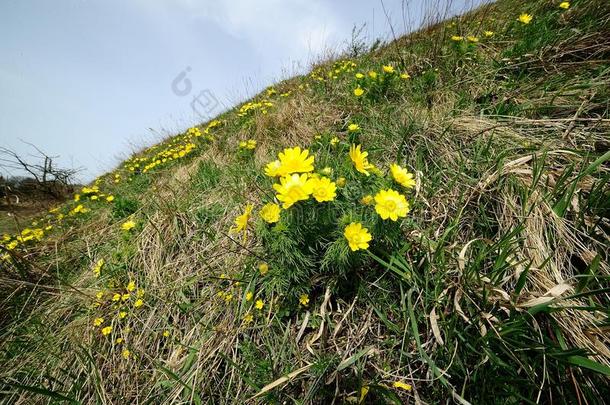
[{"xmin": 1, "ymin": 0, "xmax": 609, "ymax": 403}]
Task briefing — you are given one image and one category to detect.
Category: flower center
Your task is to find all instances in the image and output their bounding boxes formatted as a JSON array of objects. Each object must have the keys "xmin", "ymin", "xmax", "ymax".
[
  {"xmin": 385, "ymin": 200, "xmax": 397, "ymax": 211},
  {"xmin": 287, "ymin": 185, "xmax": 304, "ymax": 200}
]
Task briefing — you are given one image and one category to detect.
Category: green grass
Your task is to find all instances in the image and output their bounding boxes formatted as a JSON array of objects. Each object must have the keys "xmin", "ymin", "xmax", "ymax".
[{"xmin": 1, "ymin": 0, "xmax": 609, "ymax": 403}]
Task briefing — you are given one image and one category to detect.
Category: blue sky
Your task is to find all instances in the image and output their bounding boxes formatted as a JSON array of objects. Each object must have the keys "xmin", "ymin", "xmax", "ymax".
[{"xmin": 1, "ymin": 0, "xmax": 482, "ymax": 182}]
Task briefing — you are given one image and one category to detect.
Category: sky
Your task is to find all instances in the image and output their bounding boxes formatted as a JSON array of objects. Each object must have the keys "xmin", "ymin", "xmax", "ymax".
[{"xmin": 0, "ymin": 0, "xmax": 482, "ymax": 182}]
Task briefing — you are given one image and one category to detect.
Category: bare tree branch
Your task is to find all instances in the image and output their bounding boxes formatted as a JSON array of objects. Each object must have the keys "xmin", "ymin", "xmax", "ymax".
[{"xmin": 0, "ymin": 143, "xmax": 81, "ymax": 200}]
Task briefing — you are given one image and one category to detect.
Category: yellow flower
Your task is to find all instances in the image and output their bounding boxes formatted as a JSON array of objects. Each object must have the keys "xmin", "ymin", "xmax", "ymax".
[
  {"xmin": 368, "ymin": 71, "xmax": 377, "ymax": 79},
  {"xmin": 260, "ymin": 203, "xmax": 281, "ymax": 223},
  {"xmin": 119, "ymin": 311, "xmax": 127, "ymax": 319},
  {"xmin": 360, "ymin": 386, "xmax": 370, "ymax": 402},
  {"xmin": 299, "ymin": 294, "xmax": 310, "ymax": 306},
  {"xmin": 518, "ymin": 13, "xmax": 533, "ymax": 24},
  {"xmin": 307, "ymin": 177, "xmax": 336, "ymax": 202},
  {"xmin": 95, "ymin": 291, "xmax": 104, "ymax": 300},
  {"xmin": 121, "ymin": 220, "xmax": 136, "ymax": 232},
  {"xmin": 349, "ymin": 144, "xmax": 374, "ymax": 176},
  {"xmin": 121, "ymin": 293, "xmax": 130, "ymax": 301},
  {"xmin": 246, "ymin": 291, "xmax": 253, "ymax": 301},
  {"xmin": 134, "ymin": 299, "xmax": 144, "ymax": 308},
  {"xmin": 239, "ymin": 139, "xmax": 256, "ymax": 150},
  {"xmin": 484, "ymin": 30, "xmax": 494, "ymax": 37},
  {"xmin": 231, "ymin": 204, "xmax": 253, "ymax": 234},
  {"xmin": 102, "ymin": 326, "xmax": 113, "ymax": 335},
  {"xmin": 243, "ymin": 312, "xmax": 254, "ymax": 323},
  {"xmin": 382, "ymin": 65, "xmax": 395, "ymax": 73},
  {"xmin": 258, "ymin": 263, "xmax": 269, "ymax": 275},
  {"xmin": 273, "ymin": 173, "xmax": 312, "ymax": 209},
  {"xmin": 277, "ymin": 146, "xmax": 315, "ymax": 175},
  {"xmin": 374, "ymin": 189, "xmax": 410, "ymax": 221},
  {"xmin": 255, "ymin": 299, "xmax": 264, "ymax": 310},
  {"xmin": 347, "ymin": 123, "xmax": 360, "ymax": 132},
  {"xmin": 112, "ymin": 293, "xmax": 121, "ymax": 302},
  {"xmin": 400, "ymin": 73, "xmax": 411, "ymax": 79},
  {"xmin": 126, "ymin": 281, "xmax": 136, "ymax": 292},
  {"xmin": 71, "ymin": 204, "xmax": 88, "ymax": 214},
  {"xmin": 336, "ymin": 177, "xmax": 346, "ymax": 187},
  {"xmin": 330, "ymin": 137, "xmax": 340, "ymax": 146},
  {"xmin": 467, "ymin": 36, "xmax": 479, "ymax": 42},
  {"xmin": 344, "ymin": 223, "xmax": 372, "ymax": 251},
  {"xmin": 163, "ymin": 330, "xmax": 170, "ymax": 337},
  {"xmin": 92, "ymin": 259, "xmax": 104, "ymax": 277},
  {"xmin": 93, "ymin": 317, "xmax": 104, "ymax": 326},
  {"xmin": 106, "ymin": 195, "xmax": 115, "ymax": 202},
  {"xmin": 264, "ymin": 160, "xmax": 283, "ymax": 177},
  {"xmin": 321, "ymin": 166, "xmax": 333, "ymax": 175},
  {"xmin": 116, "ymin": 337, "xmax": 124, "ymax": 344},
  {"xmin": 559, "ymin": 2, "xmax": 569, "ymax": 9},
  {"xmin": 393, "ymin": 381, "xmax": 412, "ymax": 391},
  {"xmin": 355, "ymin": 73, "xmax": 364, "ymax": 79},
  {"xmin": 122, "ymin": 349, "xmax": 130, "ymax": 359},
  {"xmin": 451, "ymin": 35, "xmax": 464, "ymax": 41},
  {"xmin": 361, "ymin": 195, "xmax": 373, "ymax": 205},
  {"xmin": 390, "ymin": 164, "xmax": 416, "ymax": 189},
  {"xmin": 353, "ymin": 87, "xmax": 364, "ymax": 97}
]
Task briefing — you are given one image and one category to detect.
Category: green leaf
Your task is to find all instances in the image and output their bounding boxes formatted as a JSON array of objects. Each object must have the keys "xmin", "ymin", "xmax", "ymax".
[
  {"xmin": 5, "ymin": 381, "xmax": 80, "ymax": 404},
  {"xmin": 336, "ymin": 347, "xmax": 372, "ymax": 372},
  {"xmin": 567, "ymin": 356, "xmax": 610, "ymax": 376}
]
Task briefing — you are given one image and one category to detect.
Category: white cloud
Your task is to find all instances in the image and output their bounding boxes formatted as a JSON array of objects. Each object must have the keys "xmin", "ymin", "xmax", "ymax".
[{"xmin": 152, "ymin": 0, "xmax": 343, "ymax": 63}]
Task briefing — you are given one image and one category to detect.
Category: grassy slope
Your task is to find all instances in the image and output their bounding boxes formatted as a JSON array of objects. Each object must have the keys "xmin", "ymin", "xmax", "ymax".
[{"xmin": 1, "ymin": 0, "xmax": 609, "ymax": 403}]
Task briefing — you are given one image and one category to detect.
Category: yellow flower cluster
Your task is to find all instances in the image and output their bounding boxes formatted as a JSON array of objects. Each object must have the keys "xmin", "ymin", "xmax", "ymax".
[
  {"xmin": 264, "ymin": 147, "xmax": 337, "ymax": 209},
  {"xmin": 310, "ymin": 59, "xmax": 357, "ymax": 82},
  {"xmin": 203, "ymin": 120, "xmax": 222, "ymax": 137},
  {"xmin": 213, "ymin": 271, "xmax": 270, "ymax": 325},
  {"xmin": 186, "ymin": 120, "xmax": 222, "ymax": 142},
  {"xmin": 74, "ymin": 185, "xmax": 115, "ymax": 204},
  {"xmin": 187, "ymin": 126, "xmax": 202, "ymax": 137},
  {"xmin": 229, "ymin": 140, "xmax": 417, "ymax": 258},
  {"xmin": 352, "ymin": 64, "xmax": 411, "ymax": 98},
  {"xmin": 451, "ymin": 33, "xmax": 492, "ymax": 43},
  {"xmin": 141, "ymin": 141, "xmax": 196, "ymax": 173},
  {"xmin": 121, "ymin": 121, "xmax": 221, "ymax": 177},
  {"xmin": 91, "ymin": 280, "xmax": 145, "ymax": 348},
  {"xmin": 1, "ymin": 226, "xmax": 50, "ymax": 262},
  {"xmin": 238, "ymin": 139, "xmax": 257, "ymax": 150},
  {"xmin": 0, "ymin": 201, "xmax": 96, "ymax": 263},
  {"xmin": 237, "ymin": 100, "xmax": 274, "ymax": 117}
]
